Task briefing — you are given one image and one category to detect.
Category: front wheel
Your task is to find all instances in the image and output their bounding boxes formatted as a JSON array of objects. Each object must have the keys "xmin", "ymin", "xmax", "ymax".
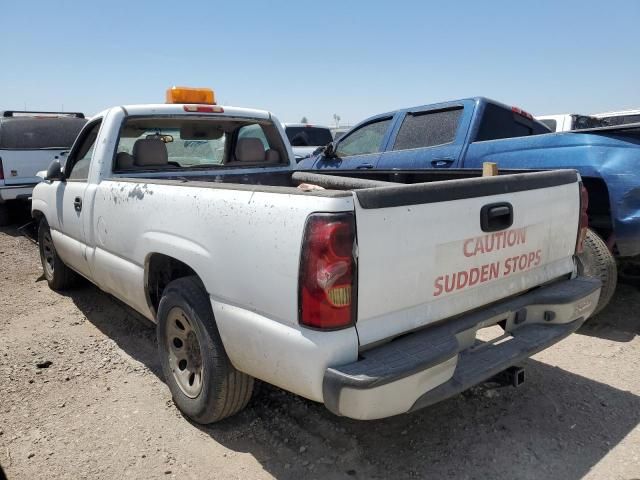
[
  {"xmin": 576, "ymin": 228, "xmax": 617, "ymax": 316},
  {"xmin": 38, "ymin": 218, "xmax": 77, "ymax": 290},
  {"xmin": 157, "ymin": 276, "xmax": 254, "ymax": 424}
]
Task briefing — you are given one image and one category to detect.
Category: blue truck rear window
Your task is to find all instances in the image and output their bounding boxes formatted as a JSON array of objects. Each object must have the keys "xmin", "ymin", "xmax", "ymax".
[{"xmin": 475, "ymin": 104, "xmax": 549, "ymax": 142}]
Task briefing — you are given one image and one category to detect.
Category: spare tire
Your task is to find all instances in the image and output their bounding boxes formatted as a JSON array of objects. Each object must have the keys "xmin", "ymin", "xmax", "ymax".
[{"xmin": 576, "ymin": 229, "xmax": 617, "ymax": 316}]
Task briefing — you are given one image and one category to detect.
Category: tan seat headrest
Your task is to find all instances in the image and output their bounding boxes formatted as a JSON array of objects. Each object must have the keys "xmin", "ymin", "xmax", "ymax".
[
  {"xmin": 133, "ymin": 138, "xmax": 169, "ymax": 167},
  {"xmin": 235, "ymin": 137, "xmax": 265, "ymax": 162},
  {"xmin": 265, "ymin": 149, "xmax": 280, "ymax": 163}
]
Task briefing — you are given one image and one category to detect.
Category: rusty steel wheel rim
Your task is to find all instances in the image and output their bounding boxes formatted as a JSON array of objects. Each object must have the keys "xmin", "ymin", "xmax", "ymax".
[{"xmin": 166, "ymin": 306, "xmax": 204, "ymax": 398}]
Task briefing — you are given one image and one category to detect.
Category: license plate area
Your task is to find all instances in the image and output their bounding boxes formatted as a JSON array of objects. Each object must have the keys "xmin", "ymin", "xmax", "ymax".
[{"xmin": 471, "ymin": 322, "xmax": 513, "ymax": 351}]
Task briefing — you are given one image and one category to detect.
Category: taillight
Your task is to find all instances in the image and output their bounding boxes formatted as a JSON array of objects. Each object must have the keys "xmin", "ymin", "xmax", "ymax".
[
  {"xmin": 576, "ymin": 183, "xmax": 589, "ymax": 253},
  {"xmin": 0, "ymin": 157, "xmax": 4, "ymax": 180},
  {"xmin": 299, "ymin": 213, "xmax": 356, "ymax": 330},
  {"xmin": 183, "ymin": 105, "xmax": 224, "ymax": 113}
]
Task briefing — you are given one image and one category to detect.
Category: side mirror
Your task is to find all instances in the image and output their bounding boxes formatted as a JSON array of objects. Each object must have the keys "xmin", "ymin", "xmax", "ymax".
[
  {"xmin": 45, "ymin": 159, "xmax": 65, "ymax": 181},
  {"xmin": 310, "ymin": 142, "xmax": 339, "ymax": 160},
  {"xmin": 322, "ymin": 141, "xmax": 339, "ymax": 159}
]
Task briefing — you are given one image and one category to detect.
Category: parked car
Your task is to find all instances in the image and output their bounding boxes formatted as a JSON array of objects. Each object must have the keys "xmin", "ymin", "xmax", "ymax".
[
  {"xmin": 536, "ymin": 113, "xmax": 605, "ymax": 132},
  {"xmin": 283, "ymin": 123, "xmax": 333, "ymax": 161},
  {"xmin": 593, "ymin": 109, "xmax": 640, "ymax": 127},
  {"xmin": 31, "ymin": 87, "xmax": 600, "ymax": 423},
  {"xmin": 0, "ymin": 110, "xmax": 86, "ymax": 225},
  {"xmin": 299, "ymin": 96, "xmax": 629, "ymax": 314}
]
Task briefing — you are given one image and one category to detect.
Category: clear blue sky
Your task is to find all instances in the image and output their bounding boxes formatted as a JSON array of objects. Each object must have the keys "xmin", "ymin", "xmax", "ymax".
[{"xmin": 1, "ymin": 0, "xmax": 638, "ymax": 126}]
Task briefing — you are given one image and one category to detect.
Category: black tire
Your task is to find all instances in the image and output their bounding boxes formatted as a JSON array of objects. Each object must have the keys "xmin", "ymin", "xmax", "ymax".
[
  {"xmin": 157, "ymin": 276, "xmax": 254, "ymax": 424},
  {"xmin": 576, "ymin": 228, "xmax": 617, "ymax": 316},
  {"xmin": 0, "ymin": 204, "xmax": 9, "ymax": 227},
  {"xmin": 38, "ymin": 218, "xmax": 77, "ymax": 290}
]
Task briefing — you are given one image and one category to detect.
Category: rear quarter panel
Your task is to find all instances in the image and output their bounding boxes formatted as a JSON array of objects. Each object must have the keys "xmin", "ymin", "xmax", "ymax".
[
  {"xmin": 89, "ymin": 181, "xmax": 358, "ymax": 401},
  {"xmin": 91, "ymin": 181, "xmax": 354, "ymax": 324}
]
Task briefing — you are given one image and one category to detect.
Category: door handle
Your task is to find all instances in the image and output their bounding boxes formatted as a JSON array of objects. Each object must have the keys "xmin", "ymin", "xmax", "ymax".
[
  {"xmin": 73, "ymin": 197, "xmax": 83, "ymax": 212},
  {"xmin": 431, "ymin": 159, "xmax": 454, "ymax": 167},
  {"xmin": 480, "ymin": 202, "xmax": 513, "ymax": 232},
  {"xmin": 357, "ymin": 163, "xmax": 374, "ymax": 169}
]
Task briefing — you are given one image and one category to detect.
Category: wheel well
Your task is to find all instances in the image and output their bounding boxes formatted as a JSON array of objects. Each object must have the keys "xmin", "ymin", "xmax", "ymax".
[
  {"xmin": 146, "ymin": 254, "xmax": 199, "ymax": 315},
  {"xmin": 32, "ymin": 209, "xmax": 44, "ymax": 221},
  {"xmin": 582, "ymin": 177, "xmax": 613, "ymax": 241}
]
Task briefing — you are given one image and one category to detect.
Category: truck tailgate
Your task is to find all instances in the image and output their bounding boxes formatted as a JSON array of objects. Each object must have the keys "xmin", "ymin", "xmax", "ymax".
[
  {"xmin": 352, "ymin": 170, "xmax": 580, "ymax": 346},
  {"xmin": 0, "ymin": 149, "xmax": 64, "ymax": 185}
]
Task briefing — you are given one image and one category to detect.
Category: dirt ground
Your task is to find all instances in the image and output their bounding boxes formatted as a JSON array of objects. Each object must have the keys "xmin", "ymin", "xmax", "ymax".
[{"xmin": 0, "ymin": 220, "xmax": 639, "ymax": 480}]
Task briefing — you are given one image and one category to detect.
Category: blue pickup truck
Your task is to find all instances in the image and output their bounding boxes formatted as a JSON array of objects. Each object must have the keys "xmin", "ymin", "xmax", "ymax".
[{"xmin": 299, "ymin": 97, "xmax": 640, "ymax": 313}]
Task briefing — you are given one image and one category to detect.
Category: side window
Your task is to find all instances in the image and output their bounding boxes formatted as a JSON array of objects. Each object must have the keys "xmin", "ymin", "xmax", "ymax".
[
  {"xmin": 67, "ymin": 121, "xmax": 101, "ymax": 180},
  {"xmin": 392, "ymin": 108, "xmax": 462, "ymax": 151},
  {"xmin": 474, "ymin": 104, "xmax": 548, "ymax": 142},
  {"xmin": 237, "ymin": 124, "xmax": 270, "ymax": 149},
  {"xmin": 335, "ymin": 118, "xmax": 392, "ymax": 157}
]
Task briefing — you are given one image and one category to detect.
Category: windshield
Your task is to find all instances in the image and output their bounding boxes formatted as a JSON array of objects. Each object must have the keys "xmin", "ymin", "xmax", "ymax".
[{"xmin": 285, "ymin": 127, "xmax": 333, "ymax": 147}]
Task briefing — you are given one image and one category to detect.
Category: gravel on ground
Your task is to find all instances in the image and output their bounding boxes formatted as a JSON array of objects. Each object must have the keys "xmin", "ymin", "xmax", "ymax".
[{"xmin": 0, "ymin": 223, "xmax": 638, "ymax": 480}]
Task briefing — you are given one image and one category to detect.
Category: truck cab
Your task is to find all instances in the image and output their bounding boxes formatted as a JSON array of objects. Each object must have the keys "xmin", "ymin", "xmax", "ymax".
[{"xmin": 301, "ymin": 98, "xmax": 554, "ymax": 171}]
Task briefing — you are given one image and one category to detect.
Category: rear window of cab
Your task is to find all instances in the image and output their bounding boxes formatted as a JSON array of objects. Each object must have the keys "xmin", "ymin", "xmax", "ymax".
[
  {"xmin": 113, "ymin": 117, "xmax": 288, "ymax": 171},
  {"xmin": 475, "ymin": 104, "xmax": 551, "ymax": 142},
  {"xmin": 0, "ymin": 117, "xmax": 87, "ymax": 149}
]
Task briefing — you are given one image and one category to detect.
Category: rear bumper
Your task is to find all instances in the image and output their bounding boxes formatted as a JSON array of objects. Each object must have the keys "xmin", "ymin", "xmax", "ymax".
[
  {"xmin": 0, "ymin": 184, "xmax": 36, "ymax": 202},
  {"xmin": 322, "ymin": 276, "xmax": 601, "ymax": 420}
]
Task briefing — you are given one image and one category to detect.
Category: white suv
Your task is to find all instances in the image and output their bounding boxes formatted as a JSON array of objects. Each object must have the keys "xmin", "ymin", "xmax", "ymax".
[{"xmin": 0, "ymin": 110, "xmax": 86, "ymax": 225}]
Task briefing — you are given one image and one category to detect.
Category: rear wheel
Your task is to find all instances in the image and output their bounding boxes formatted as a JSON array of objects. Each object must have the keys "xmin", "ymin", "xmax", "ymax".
[
  {"xmin": 157, "ymin": 276, "xmax": 254, "ymax": 424},
  {"xmin": 576, "ymin": 228, "xmax": 617, "ymax": 316},
  {"xmin": 38, "ymin": 218, "xmax": 76, "ymax": 290}
]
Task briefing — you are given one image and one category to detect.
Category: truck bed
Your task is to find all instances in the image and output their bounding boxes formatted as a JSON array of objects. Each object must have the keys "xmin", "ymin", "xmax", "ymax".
[{"xmin": 111, "ymin": 167, "xmax": 559, "ymax": 192}]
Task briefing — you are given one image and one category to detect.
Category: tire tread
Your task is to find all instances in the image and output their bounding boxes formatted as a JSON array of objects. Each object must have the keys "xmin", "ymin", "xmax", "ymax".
[
  {"xmin": 158, "ymin": 276, "xmax": 253, "ymax": 424},
  {"xmin": 577, "ymin": 229, "xmax": 617, "ymax": 316}
]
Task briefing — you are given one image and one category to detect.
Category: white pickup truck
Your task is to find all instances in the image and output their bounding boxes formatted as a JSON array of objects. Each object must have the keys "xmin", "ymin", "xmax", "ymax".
[
  {"xmin": 0, "ymin": 111, "xmax": 86, "ymax": 225},
  {"xmin": 32, "ymin": 87, "xmax": 600, "ymax": 423}
]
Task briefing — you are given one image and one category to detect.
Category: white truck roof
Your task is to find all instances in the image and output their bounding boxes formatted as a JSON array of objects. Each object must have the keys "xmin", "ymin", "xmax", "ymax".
[
  {"xmin": 593, "ymin": 108, "xmax": 640, "ymax": 117},
  {"xmin": 103, "ymin": 104, "xmax": 272, "ymax": 120}
]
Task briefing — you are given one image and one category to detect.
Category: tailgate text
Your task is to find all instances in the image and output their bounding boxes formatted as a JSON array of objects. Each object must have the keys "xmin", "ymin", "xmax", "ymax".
[{"xmin": 433, "ymin": 227, "xmax": 542, "ymax": 297}]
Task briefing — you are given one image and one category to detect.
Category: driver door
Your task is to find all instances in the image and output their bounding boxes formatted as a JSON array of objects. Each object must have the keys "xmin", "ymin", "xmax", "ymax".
[{"xmin": 52, "ymin": 120, "xmax": 101, "ymax": 278}]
